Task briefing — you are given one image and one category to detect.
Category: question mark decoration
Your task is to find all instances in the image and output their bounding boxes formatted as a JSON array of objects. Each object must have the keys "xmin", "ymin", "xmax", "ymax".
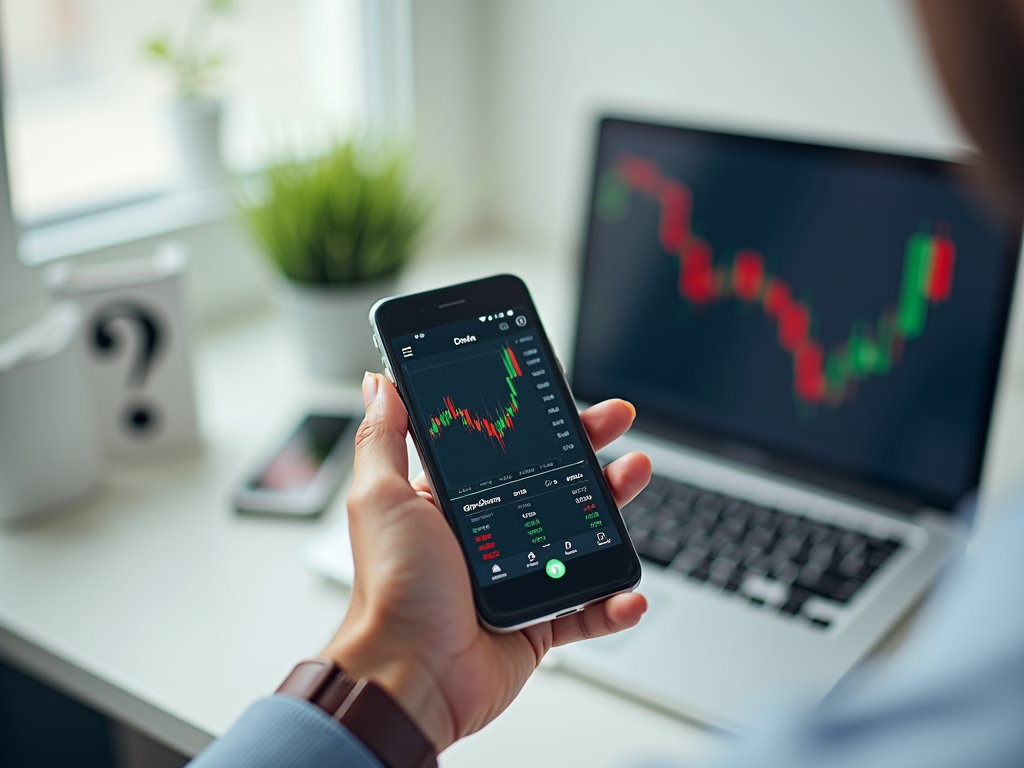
[{"xmin": 91, "ymin": 301, "xmax": 164, "ymax": 436}]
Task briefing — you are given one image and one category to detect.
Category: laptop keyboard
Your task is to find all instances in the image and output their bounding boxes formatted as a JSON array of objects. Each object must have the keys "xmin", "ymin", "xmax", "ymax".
[{"xmin": 621, "ymin": 474, "xmax": 903, "ymax": 630}]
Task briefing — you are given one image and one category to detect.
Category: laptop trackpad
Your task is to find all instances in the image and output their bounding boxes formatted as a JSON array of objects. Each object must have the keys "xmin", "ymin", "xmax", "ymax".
[{"xmin": 582, "ymin": 581, "xmax": 675, "ymax": 654}]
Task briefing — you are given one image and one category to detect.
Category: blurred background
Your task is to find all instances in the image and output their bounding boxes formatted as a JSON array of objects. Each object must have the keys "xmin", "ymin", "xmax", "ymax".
[
  {"xmin": 2, "ymin": 2, "xmax": 1022, "ymax": 768},
  {"xmin": 1, "ymin": 0, "xmax": 980, "ymax": 321}
]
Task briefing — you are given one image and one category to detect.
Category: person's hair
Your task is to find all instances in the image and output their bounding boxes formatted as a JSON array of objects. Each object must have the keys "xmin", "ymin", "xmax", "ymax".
[{"xmin": 915, "ymin": 0, "xmax": 1024, "ymax": 212}]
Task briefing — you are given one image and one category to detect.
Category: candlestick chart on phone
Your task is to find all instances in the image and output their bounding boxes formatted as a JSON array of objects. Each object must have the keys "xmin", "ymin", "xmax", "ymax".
[
  {"xmin": 413, "ymin": 340, "xmax": 561, "ymax": 490},
  {"xmin": 426, "ymin": 344, "xmax": 523, "ymax": 453},
  {"xmin": 595, "ymin": 154, "xmax": 957, "ymax": 408}
]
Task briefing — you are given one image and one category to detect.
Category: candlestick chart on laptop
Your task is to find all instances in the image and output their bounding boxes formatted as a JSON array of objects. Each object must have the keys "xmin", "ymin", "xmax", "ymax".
[
  {"xmin": 573, "ymin": 120, "xmax": 1015, "ymax": 504},
  {"xmin": 596, "ymin": 154, "xmax": 957, "ymax": 410}
]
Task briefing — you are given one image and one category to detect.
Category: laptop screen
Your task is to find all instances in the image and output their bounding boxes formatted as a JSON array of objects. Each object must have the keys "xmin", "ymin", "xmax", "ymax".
[{"xmin": 571, "ymin": 118, "xmax": 1021, "ymax": 512}]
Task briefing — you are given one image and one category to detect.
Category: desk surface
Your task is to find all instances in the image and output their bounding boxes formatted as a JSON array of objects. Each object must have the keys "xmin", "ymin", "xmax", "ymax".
[{"xmin": 1, "ymin": 244, "xmax": 1021, "ymax": 765}]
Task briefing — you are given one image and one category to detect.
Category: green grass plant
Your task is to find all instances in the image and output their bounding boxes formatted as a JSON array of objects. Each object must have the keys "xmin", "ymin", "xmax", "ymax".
[{"xmin": 240, "ymin": 142, "xmax": 430, "ymax": 286}]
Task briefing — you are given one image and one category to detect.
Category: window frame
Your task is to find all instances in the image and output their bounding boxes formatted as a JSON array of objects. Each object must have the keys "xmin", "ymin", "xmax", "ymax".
[
  {"xmin": 0, "ymin": 49, "xmax": 45, "ymax": 330},
  {"xmin": 0, "ymin": 0, "xmax": 414, "ymax": 324}
]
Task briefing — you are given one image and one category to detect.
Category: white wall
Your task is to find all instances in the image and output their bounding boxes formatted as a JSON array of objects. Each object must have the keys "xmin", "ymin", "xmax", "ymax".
[
  {"xmin": 475, "ymin": 0, "xmax": 966, "ymax": 254},
  {"xmin": 0, "ymin": 1, "xmax": 984, "ymax": 334},
  {"xmin": 408, "ymin": 0, "xmax": 488, "ymax": 244}
]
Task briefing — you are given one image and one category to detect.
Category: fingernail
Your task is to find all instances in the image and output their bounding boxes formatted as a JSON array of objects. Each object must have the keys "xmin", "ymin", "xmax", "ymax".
[{"xmin": 362, "ymin": 372, "xmax": 378, "ymax": 407}]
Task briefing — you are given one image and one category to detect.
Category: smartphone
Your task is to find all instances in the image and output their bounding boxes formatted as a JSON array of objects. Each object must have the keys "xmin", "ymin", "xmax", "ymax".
[
  {"xmin": 234, "ymin": 414, "xmax": 356, "ymax": 516},
  {"xmin": 370, "ymin": 274, "xmax": 641, "ymax": 631}
]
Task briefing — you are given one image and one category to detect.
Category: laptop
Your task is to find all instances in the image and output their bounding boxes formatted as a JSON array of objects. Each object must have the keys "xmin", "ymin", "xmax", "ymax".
[{"xmin": 549, "ymin": 116, "xmax": 1022, "ymax": 730}]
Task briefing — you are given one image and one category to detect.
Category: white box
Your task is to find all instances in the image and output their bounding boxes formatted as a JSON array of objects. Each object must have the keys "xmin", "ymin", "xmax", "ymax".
[{"xmin": 45, "ymin": 243, "xmax": 200, "ymax": 454}]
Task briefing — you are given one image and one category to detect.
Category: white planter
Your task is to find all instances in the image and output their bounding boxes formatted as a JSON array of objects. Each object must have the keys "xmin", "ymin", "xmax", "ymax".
[
  {"xmin": 169, "ymin": 98, "xmax": 224, "ymax": 192},
  {"xmin": 280, "ymin": 279, "xmax": 398, "ymax": 380}
]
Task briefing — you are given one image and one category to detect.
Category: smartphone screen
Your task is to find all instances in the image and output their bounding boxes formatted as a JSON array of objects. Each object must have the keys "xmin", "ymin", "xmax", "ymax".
[{"xmin": 374, "ymin": 275, "xmax": 640, "ymax": 628}]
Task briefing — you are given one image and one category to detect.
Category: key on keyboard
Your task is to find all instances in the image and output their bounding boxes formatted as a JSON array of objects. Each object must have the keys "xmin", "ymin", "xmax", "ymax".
[{"xmin": 621, "ymin": 474, "xmax": 902, "ymax": 629}]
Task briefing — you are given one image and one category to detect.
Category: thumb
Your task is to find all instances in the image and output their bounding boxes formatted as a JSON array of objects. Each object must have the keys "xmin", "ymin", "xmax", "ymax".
[{"xmin": 348, "ymin": 372, "xmax": 415, "ymax": 511}]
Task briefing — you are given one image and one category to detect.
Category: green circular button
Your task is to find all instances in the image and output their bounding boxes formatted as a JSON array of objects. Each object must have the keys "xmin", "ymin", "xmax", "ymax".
[{"xmin": 546, "ymin": 559, "xmax": 566, "ymax": 579}]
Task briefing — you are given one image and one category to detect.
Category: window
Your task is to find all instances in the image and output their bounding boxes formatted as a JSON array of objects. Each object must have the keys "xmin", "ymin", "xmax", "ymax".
[{"xmin": 1, "ymin": 0, "xmax": 366, "ymax": 226}]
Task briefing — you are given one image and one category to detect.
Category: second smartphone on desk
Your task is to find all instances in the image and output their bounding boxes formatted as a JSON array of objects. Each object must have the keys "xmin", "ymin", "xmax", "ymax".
[
  {"xmin": 234, "ymin": 414, "xmax": 358, "ymax": 517},
  {"xmin": 370, "ymin": 274, "xmax": 641, "ymax": 631}
]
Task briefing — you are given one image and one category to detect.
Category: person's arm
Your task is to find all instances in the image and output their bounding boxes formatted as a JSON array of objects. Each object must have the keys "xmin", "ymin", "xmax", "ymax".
[{"xmin": 189, "ymin": 373, "xmax": 651, "ymax": 766}]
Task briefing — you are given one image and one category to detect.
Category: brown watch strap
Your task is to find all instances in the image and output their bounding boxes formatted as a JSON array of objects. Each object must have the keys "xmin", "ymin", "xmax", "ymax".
[{"xmin": 278, "ymin": 659, "xmax": 436, "ymax": 768}]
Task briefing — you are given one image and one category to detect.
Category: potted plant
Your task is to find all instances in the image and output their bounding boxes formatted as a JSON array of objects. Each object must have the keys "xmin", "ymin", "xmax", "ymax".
[
  {"xmin": 143, "ymin": 0, "xmax": 236, "ymax": 191},
  {"xmin": 240, "ymin": 141, "xmax": 431, "ymax": 379}
]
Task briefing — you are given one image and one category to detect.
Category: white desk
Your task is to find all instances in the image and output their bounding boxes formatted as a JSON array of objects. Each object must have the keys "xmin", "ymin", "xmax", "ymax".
[{"xmin": 1, "ymin": 243, "xmax": 1021, "ymax": 766}]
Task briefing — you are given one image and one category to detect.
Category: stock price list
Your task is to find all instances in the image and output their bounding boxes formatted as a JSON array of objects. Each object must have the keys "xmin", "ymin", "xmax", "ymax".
[{"xmin": 459, "ymin": 464, "xmax": 622, "ymax": 586}]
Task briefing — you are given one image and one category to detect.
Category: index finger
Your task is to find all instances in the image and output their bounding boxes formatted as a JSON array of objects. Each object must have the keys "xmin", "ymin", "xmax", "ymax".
[{"xmin": 579, "ymin": 399, "xmax": 637, "ymax": 452}]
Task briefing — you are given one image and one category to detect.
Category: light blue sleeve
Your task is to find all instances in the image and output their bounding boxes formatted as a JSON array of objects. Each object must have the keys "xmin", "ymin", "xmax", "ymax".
[
  {"xmin": 188, "ymin": 694, "xmax": 385, "ymax": 768},
  {"xmin": 691, "ymin": 504, "xmax": 1024, "ymax": 768}
]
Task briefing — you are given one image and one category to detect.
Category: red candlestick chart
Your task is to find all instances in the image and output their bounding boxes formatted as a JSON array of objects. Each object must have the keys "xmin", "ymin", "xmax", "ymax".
[
  {"xmin": 596, "ymin": 154, "xmax": 957, "ymax": 407},
  {"xmin": 426, "ymin": 344, "xmax": 523, "ymax": 452}
]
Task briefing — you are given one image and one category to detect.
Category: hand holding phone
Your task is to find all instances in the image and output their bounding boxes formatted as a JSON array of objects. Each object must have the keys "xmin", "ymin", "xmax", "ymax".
[
  {"xmin": 370, "ymin": 275, "xmax": 643, "ymax": 630},
  {"xmin": 321, "ymin": 369, "xmax": 650, "ymax": 751}
]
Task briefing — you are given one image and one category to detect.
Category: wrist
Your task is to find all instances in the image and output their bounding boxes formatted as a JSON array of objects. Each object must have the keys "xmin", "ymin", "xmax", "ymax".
[
  {"xmin": 277, "ymin": 658, "xmax": 438, "ymax": 768},
  {"xmin": 323, "ymin": 634, "xmax": 454, "ymax": 751}
]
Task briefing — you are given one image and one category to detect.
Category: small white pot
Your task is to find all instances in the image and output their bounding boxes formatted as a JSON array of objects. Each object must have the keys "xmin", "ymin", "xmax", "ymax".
[
  {"xmin": 280, "ymin": 278, "xmax": 398, "ymax": 380},
  {"xmin": 169, "ymin": 98, "xmax": 224, "ymax": 192}
]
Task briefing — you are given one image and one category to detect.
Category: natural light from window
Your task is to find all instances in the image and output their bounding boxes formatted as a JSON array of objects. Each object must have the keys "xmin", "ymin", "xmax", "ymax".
[{"xmin": 1, "ymin": 0, "xmax": 366, "ymax": 224}]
